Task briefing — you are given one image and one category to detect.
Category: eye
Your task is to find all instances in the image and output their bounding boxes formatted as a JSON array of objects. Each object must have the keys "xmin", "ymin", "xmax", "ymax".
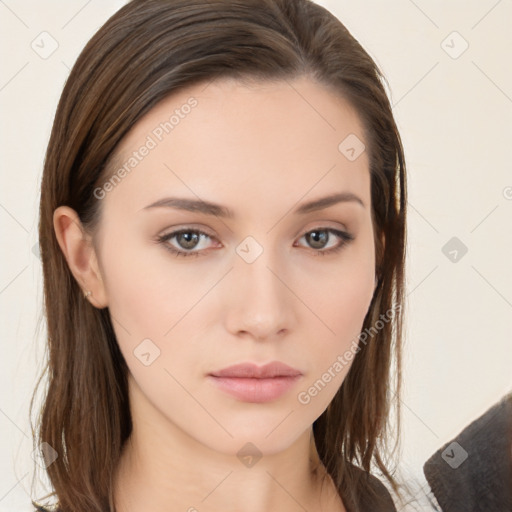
[
  {"xmin": 156, "ymin": 228, "xmax": 217, "ymax": 258},
  {"xmin": 294, "ymin": 228, "xmax": 354, "ymax": 256},
  {"xmin": 156, "ymin": 227, "xmax": 354, "ymax": 258}
]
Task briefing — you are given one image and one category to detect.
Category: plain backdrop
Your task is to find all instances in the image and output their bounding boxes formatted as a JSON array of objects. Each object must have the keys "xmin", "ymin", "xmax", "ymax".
[{"xmin": 1, "ymin": 1, "xmax": 511, "ymax": 510}]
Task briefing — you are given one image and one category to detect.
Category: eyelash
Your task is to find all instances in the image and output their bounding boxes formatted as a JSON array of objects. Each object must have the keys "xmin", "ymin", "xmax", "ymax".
[{"xmin": 156, "ymin": 227, "xmax": 354, "ymax": 258}]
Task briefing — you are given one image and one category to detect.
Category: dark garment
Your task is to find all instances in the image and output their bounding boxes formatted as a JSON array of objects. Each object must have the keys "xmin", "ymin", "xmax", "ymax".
[
  {"xmin": 352, "ymin": 467, "xmax": 397, "ymax": 512},
  {"xmin": 423, "ymin": 394, "xmax": 512, "ymax": 512}
]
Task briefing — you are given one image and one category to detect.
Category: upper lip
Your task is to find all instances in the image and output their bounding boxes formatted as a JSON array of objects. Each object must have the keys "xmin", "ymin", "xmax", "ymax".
[{"xmin": 209, "ymin": 361, "xmax": 302, "ymax": 379}]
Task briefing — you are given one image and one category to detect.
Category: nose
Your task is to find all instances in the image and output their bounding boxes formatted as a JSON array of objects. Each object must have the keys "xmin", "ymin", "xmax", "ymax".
[{"xmin": 222, "ymin": 248, "xmax": 297, "ymax": 342}]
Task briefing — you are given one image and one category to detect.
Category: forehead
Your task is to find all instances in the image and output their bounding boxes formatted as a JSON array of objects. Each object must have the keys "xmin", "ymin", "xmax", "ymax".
[{"xmin": 101, "ymin": 76, "xmax": 371, "ymax": 219}]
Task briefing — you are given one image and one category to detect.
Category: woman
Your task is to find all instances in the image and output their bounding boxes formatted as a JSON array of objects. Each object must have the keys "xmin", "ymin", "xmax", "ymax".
[{"xmin": 31, "ymin": 0, "xmax": 407, "ymax": 510}]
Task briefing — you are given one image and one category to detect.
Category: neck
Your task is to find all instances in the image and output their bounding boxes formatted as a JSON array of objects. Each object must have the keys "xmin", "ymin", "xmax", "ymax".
[{"xmin": 112, "ymin": 381, "xmax": 344, "ymax": 512}]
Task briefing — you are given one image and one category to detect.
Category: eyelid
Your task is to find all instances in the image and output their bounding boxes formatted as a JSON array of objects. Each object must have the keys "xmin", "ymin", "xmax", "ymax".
[
  {"xmin": 156, "ymin": 224, "xmax": 355, "ymax": 259},
  {"xmin": 297, "ymin": 219, "xmax": 350, "ymax": 236}
]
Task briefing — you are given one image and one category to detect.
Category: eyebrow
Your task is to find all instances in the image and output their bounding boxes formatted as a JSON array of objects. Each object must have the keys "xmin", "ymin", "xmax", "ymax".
[{"xmin": 140, "ymin": 192, "xmax": 365, "ymax": 218}]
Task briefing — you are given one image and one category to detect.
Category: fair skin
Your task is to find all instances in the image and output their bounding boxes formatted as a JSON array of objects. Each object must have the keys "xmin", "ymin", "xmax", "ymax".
[{"xmin": 54, "ymin": 76, "xmax": 378, "ymax": 512}]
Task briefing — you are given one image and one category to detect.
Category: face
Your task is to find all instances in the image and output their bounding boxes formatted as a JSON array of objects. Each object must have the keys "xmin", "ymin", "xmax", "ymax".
[{"xmin": 91, "ymin": 76, "xmax": 376, "ymax": 455}]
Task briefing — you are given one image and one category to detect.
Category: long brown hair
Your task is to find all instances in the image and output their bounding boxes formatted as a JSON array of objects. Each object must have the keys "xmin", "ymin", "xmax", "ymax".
[{"xmin": 31, "ymin": 0, "xmax": 407, "ymax": 510}]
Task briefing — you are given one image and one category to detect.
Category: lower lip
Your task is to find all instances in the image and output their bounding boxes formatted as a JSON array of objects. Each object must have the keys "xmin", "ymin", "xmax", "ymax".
[{"xmin": 207, "ymin": 375, "xmax": 302, "ymax": 403}]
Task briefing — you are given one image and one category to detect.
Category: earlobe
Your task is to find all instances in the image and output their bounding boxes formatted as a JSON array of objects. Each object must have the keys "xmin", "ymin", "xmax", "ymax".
[{"xmin": 53, "ymin": 206, "xmax": 108, "ymax": 308}]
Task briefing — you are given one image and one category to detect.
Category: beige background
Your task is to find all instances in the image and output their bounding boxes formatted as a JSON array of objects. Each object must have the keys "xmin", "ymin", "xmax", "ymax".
[{"xmin": 1, "ymin": 0, "xmax": 511, "ymax": 510}]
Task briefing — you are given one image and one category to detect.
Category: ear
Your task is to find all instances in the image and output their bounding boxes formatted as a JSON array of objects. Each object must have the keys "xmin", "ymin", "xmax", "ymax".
[{"xmin": 53, "ymin": 206, "xmax": 108, "ymax": 309}]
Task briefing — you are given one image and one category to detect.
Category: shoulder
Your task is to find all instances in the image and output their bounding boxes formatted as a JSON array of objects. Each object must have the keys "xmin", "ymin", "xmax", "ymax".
[{"xmin": 423, "ymin": 394, "xmax": 512, "ymax": 511}]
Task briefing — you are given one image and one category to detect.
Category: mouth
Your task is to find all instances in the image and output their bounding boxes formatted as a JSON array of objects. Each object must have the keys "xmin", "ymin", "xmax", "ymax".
[
  {"xmin": 207, "ymin": 375, "xmax": 302, "ymax": 403},
  {"xmin": 208, "ymin": 361, "xmax": 303, "ymax": 403}
]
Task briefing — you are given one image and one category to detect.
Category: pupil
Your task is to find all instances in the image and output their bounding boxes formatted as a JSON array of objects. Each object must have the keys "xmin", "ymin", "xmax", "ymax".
[
  {"xmin": 308, "ymin": 230, "xmax": 327, "ymax": 249},
  {"xmin": 176, "ymin": 231, "xmax": 330, "ymax": 251},
  {"xmin": 179, "ymin": 232, "xmax": 199, "ymax": 249}
]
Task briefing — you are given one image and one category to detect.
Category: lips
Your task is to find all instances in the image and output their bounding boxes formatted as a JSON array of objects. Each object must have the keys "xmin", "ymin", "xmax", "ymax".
[
  {"xmin": 209, "ymin": 361, "xmax": 302, "ymax": 379},
  {"xmin": 208, "ymin": 361, "xmax": 303, "ymax": 403}
]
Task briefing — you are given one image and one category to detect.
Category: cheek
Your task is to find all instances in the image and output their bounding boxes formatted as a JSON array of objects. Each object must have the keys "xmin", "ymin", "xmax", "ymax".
[
  {"xmin": 295, "ymin": 237, "xmax": 375, "ymax": 380},
  {"xmin": 322, "ymin": 266, "xmax": 374, "ymax": 340},
  {"xmin": 100, "ymin": 239, "xmax": 208, "ymax": 409},
  {"xmin": 299, "ymin": 238, "xmax": 375, "ymax": 341},
  {"xmin": 99, "ymin": 231, "xmax": 196, "ymax": 359},
  {"xmin": 303, "ymin": 269, "xmax": 374, "ymax": 372},
  {"xmin": 100, "ymin": 227, "xmax": 200, "ymax": 327},
  {"xmin": 292, "ymin": 266, "xmax": 374, "ymax": 415}
]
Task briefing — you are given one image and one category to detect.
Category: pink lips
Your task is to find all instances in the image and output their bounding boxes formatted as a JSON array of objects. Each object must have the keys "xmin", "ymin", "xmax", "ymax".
[{"xmin": 208, "ymin": 362, "xmax": 303, "ymax": 403}]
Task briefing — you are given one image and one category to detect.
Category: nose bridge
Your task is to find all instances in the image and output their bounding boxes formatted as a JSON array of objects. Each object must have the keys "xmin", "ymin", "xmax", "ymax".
[{"xmin": 225, "ymin": 236, "xmax": 294, "ymax": 339}]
